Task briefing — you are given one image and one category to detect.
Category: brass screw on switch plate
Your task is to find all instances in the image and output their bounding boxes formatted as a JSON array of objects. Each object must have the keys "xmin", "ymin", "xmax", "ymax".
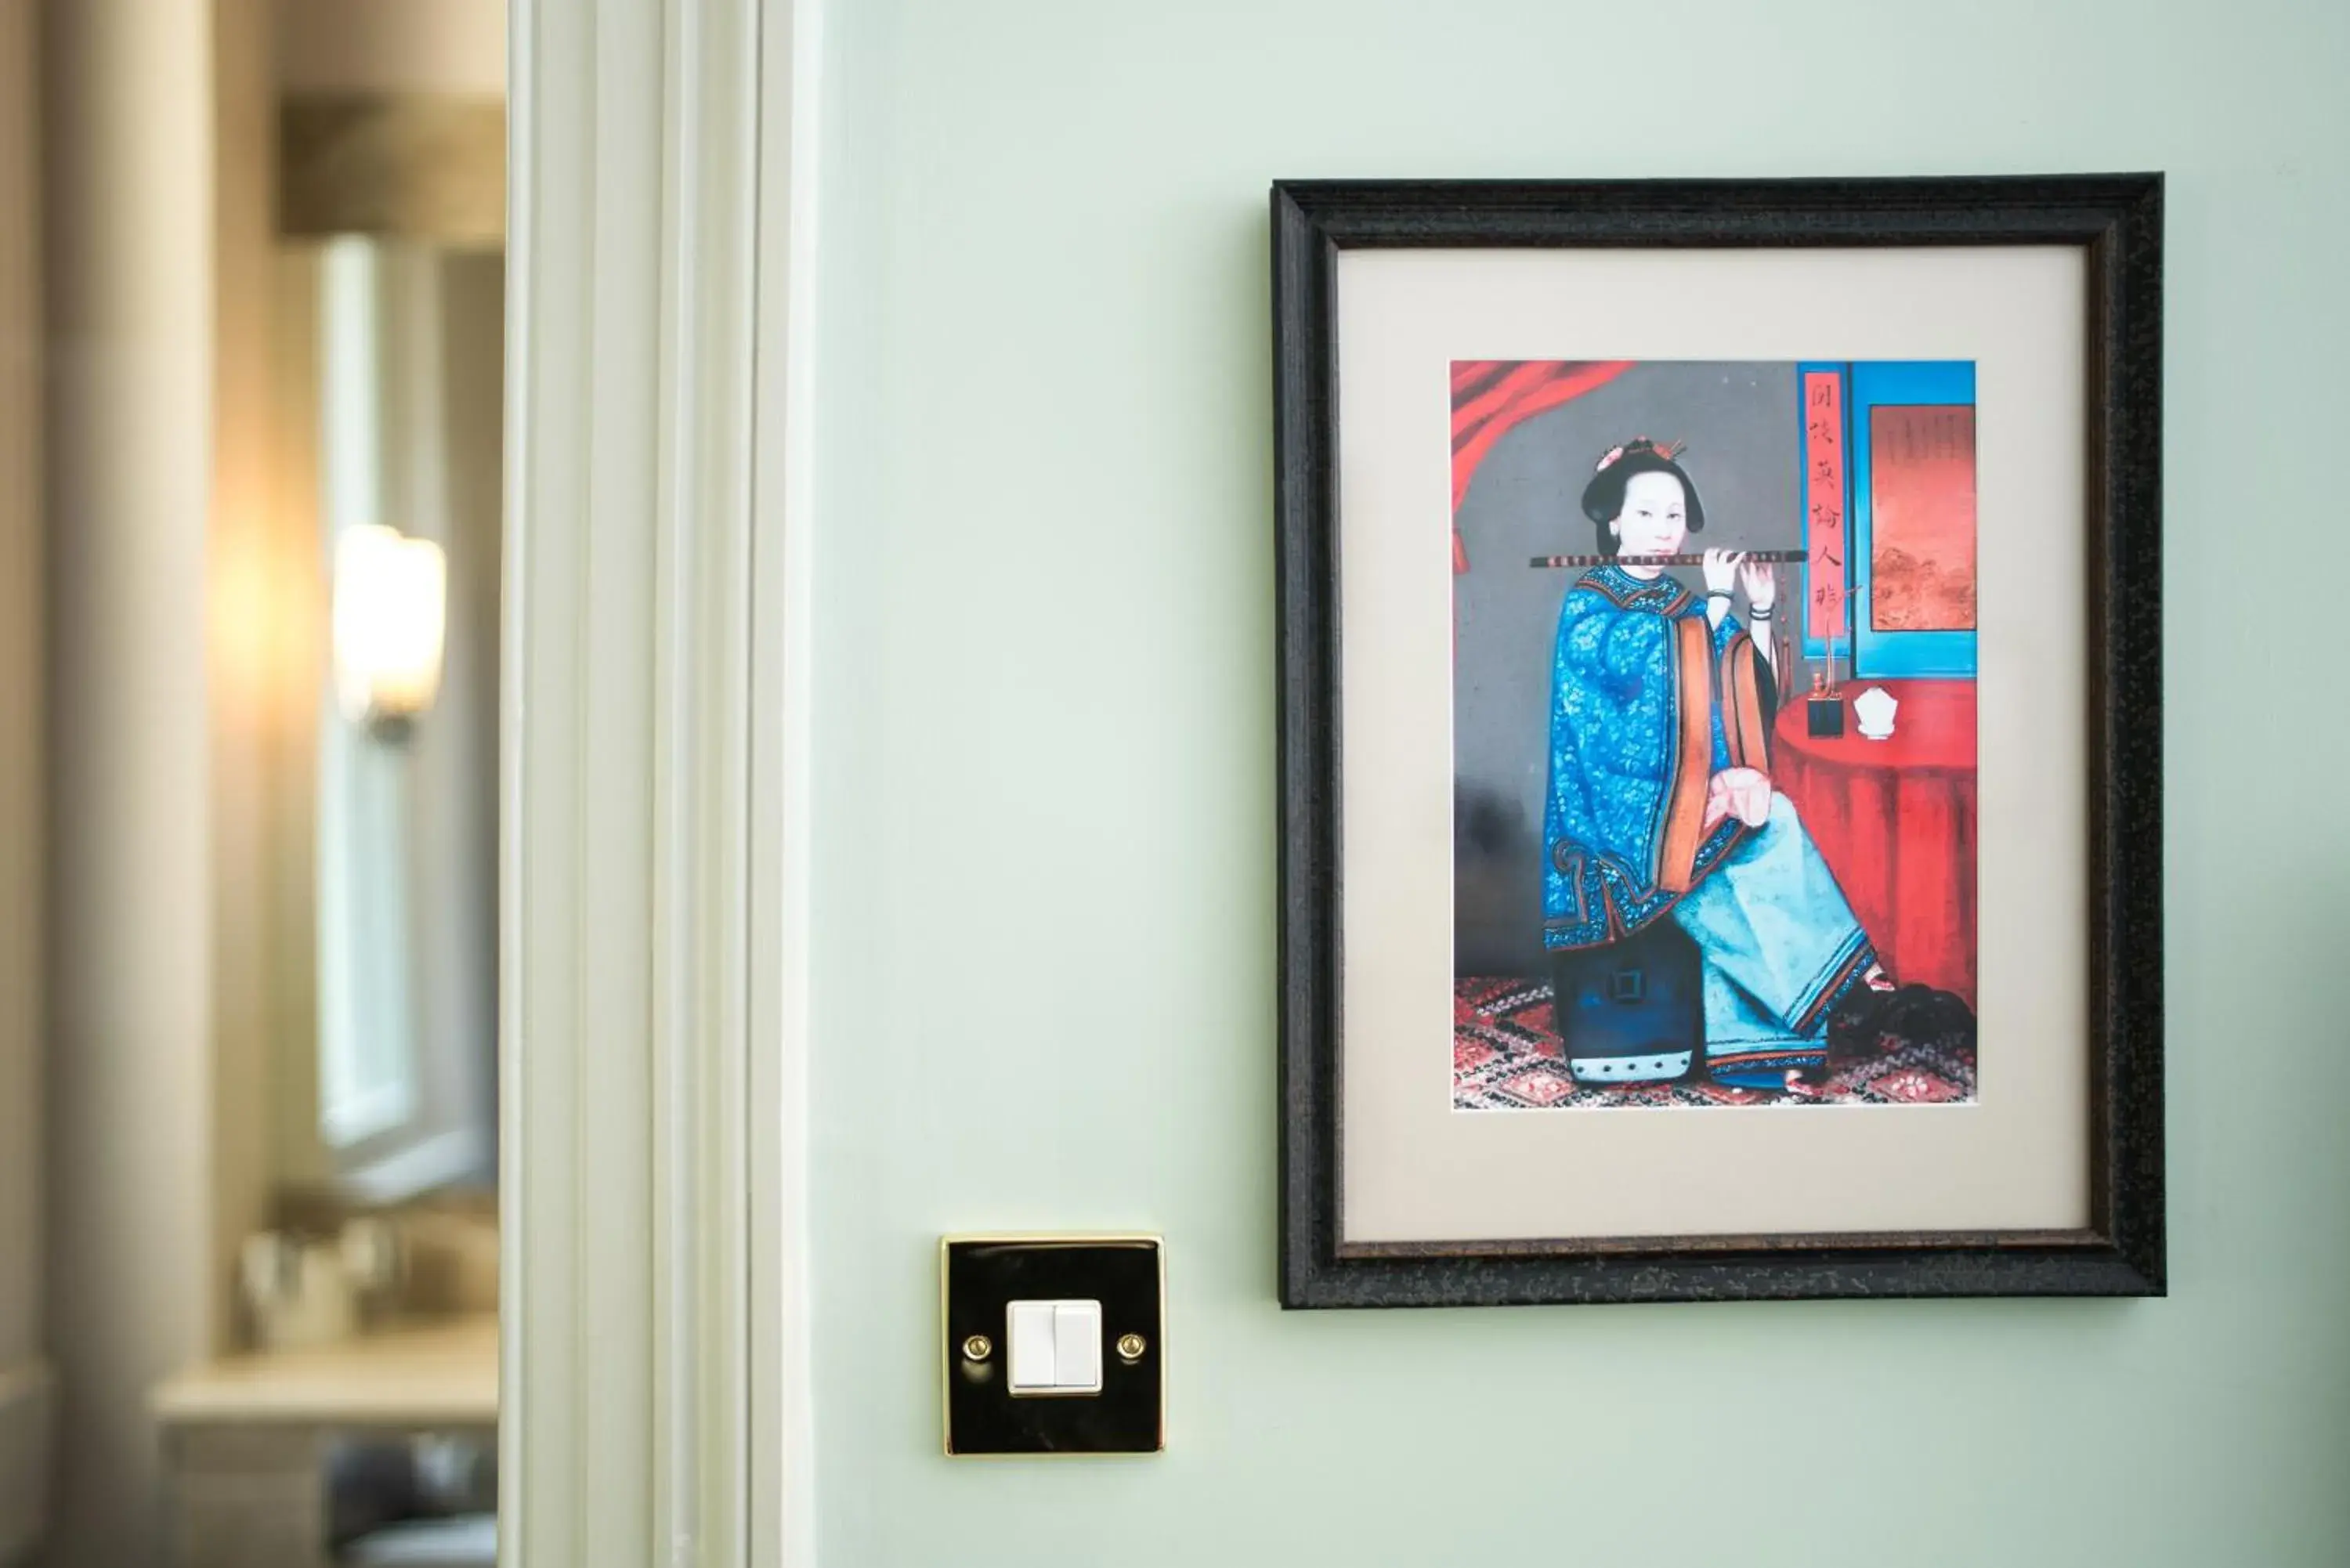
[
  {"xmin": 1115, "ymin": 1333, "xmax": 1148, "ymax": 1364},
  {"xmin": 962, "ymin": 1334, "xmax": 993, "ymax": 1363}
]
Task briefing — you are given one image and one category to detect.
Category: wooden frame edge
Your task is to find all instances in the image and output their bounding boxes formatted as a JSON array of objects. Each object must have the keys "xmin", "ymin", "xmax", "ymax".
[{"xmin": 1271, "ymin": 175, "xmax": 2166, "ymax": 1310}]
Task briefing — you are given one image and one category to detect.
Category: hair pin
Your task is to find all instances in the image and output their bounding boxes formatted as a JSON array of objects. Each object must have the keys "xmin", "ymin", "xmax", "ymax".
[{"xmin": 1594, "ymin": 436, "xmax": 1686, "ymax": 474}]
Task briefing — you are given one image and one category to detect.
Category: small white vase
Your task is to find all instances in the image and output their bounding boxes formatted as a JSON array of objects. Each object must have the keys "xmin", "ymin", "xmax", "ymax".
[{"xmin": 1853, "ymin": 685, "xmax": 1899, "ymax": 741}]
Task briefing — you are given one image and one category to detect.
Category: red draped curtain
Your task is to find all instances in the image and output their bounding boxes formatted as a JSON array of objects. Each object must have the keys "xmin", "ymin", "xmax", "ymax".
[{"xmin": 1450, "ymin": 359, "xmax": 1634, "ymax": 573}]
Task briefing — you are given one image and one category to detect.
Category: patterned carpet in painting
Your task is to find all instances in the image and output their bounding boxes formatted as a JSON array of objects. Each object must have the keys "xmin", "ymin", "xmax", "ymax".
[{"xmin": 1453, "ymin": 975, "xmax": 1978, "ymax": 1111}]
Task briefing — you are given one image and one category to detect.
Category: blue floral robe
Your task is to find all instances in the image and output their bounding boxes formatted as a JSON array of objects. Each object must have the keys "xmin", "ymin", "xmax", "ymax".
[{"xmin": 1542, "ymin": 563, "xmax": 1877, "ymax": 1082}]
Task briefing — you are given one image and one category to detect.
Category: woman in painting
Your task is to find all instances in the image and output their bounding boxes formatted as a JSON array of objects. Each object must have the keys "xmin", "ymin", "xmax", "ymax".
[{"xmin": 1543, "ymin": 437, "xmax": 1892, "ymax": 1090}]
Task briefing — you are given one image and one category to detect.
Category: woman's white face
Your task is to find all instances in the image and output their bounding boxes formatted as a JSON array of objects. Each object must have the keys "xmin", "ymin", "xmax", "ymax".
[{"xmin": 1612, "ymin": 470, "xmax": 1689, "ymax": 558}]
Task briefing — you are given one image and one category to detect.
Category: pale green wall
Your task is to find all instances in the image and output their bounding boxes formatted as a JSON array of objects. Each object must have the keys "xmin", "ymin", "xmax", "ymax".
[{"xmin": 811, "ymin": 2, "xmax": 2350, "ymax": 1563}]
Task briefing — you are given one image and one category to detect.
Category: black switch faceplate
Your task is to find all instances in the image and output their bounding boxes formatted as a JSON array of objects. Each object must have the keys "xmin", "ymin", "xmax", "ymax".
[{"xmin": 941, "ymin": 1235, "xmax": 1164, "ymax": 1457}]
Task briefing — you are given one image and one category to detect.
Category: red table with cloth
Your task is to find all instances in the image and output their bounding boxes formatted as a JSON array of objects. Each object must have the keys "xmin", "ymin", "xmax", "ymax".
[{"xmin": 1770, "ymin": 678, "xmax": 1976, "ymax": 1006}]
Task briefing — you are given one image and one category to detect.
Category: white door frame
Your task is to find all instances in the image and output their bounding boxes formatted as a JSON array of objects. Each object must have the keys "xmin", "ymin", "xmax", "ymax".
[{"xmin": 501, "ymin": 2, "xmax": 817, "ymax": 1563}]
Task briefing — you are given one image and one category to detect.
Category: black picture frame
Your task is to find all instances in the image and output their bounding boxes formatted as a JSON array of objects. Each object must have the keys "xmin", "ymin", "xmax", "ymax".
[{"xmin": 1272, "ymin": 175, "xmax": 2164, "ymax": 1309}]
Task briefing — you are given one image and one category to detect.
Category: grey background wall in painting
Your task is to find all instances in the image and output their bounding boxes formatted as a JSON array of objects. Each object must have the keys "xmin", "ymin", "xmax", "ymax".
[{"xmin": 1452, "ymin": 360, "xmax": 1802, "ymax": 977}]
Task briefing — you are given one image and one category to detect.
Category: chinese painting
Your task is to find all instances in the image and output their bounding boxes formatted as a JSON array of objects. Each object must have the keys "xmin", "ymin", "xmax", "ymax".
[{"xmin": 1451, "ymin": 360, "xmax": 1979, "ymax": 1111}]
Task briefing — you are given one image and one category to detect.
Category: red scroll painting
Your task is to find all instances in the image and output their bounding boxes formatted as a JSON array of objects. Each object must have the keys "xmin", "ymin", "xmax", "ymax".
[{"xmin": 1802, "ymin": 368, "xmax": 1848, "ymax": 644}]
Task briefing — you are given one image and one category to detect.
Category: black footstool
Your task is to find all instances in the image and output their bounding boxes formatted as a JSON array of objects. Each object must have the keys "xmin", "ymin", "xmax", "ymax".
[{"xmin": 1550, "ymin": 919, "xmax": 1704, "ymax": 1086}]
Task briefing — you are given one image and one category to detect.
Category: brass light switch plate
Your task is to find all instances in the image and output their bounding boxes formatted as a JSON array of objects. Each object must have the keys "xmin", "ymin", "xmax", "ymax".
[{"xmin": 941, "ymin": 1234, "xmax": 1164, "ymax": 1457}]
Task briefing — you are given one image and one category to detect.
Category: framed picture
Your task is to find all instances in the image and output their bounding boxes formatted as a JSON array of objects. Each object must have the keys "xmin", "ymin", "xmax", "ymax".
[{"xmin": 1272, "ymin": 176, "xmax": 2163, "ymax": 1307}]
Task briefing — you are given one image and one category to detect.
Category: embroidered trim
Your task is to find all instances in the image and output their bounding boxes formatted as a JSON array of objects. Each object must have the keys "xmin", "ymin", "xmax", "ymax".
[
  {"xmin": 1791, "ymin": 935, "xmax": 1879, "ymax": 1037},
  {"xmin": 1540, "ymin": 818, "xmax": 1750, "ymax": 952},
  {"xmin": 1707, "ymin": 1046, "xmax": 1828, "ymax": 1068},
  {"xmin": 1718, "ymin": 631, "xmax": 1768, "ymax": 771},
  {"xmin": 1705, "ymin": 1048, "xmax": 1828, "ymax": 1078},
  {"xmin": 1549, "ymin": 844, "xmax": 1586, "ymax": 926},
  {"xmin": 1573, "ymin": 565, "xmax": 1695, "ymax": 617},
  {"xmin": 1654, "ymin": 615, "xmax": 1714, "ymax": 894}
]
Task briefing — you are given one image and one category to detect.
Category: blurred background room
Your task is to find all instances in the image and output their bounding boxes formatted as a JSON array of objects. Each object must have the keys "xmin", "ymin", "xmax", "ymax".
[{"xmin": 2, "ymin": 4, "xmax": 508, "ymax": 1565}]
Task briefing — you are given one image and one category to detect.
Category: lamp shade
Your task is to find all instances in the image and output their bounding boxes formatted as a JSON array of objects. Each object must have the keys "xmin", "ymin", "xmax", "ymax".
[{"xmin": 332, "ymin": 523, "xmax": 446, "ymax": 732}]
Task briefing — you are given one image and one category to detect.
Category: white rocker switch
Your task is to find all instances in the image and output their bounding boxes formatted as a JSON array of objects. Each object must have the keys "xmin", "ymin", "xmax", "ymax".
[
  {"xmin": 1007, "ymin": 1301, "xmax": 1057, "ymax": 1393},
  {"xmin": 1053, "ymin": 1300, "xmax": 1101, "ymax": 1392},
  {"xmin": 1006, "ymin": 1299, "xmax": 1102, "ymax": 1396}
]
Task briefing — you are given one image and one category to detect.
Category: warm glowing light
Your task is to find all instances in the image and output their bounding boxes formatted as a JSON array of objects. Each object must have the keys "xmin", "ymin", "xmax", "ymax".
[{"xmin": 331, "ymin": 524, "xmax": 446, "ymax": 735}]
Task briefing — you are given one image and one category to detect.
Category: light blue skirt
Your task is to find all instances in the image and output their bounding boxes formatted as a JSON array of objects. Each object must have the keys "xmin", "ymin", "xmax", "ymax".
[{"xmin": 1669, "ymin": 793, "xmax": 1875, "ymax": 1087}]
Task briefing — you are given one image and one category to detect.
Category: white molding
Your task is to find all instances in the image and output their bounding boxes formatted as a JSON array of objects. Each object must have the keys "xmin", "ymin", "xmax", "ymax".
[
  {"xmin": 502, "ymin": 0, "xmax": 811, "ymax": 1564},
  {"xmin": 749, "ymin": 0, "xmax": 822, "ymax": 1561},
  {"xmin": 0, "ymin": 1360, "xmax": 53, "ymax": 1566}
]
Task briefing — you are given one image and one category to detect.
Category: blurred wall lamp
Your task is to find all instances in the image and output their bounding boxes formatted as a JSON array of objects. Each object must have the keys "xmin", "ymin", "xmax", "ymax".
[{"xmin": 332, "ymin": 523, "xmax": 446, "ymax": 742}]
